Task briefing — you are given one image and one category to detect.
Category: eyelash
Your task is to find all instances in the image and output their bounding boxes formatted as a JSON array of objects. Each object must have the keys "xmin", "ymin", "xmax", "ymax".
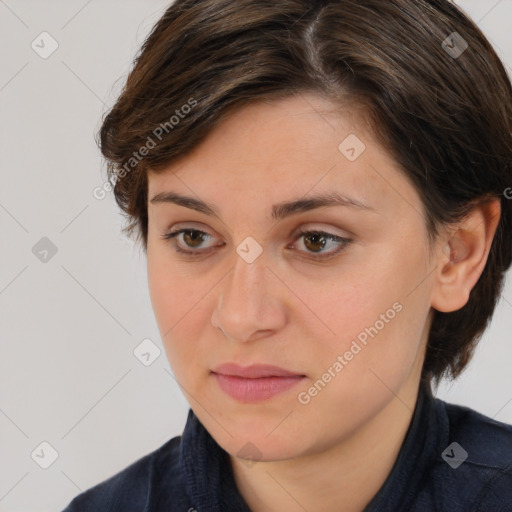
[{"xmin": 160, "ymin": 228, "xmax": 352, "ymax": 260}]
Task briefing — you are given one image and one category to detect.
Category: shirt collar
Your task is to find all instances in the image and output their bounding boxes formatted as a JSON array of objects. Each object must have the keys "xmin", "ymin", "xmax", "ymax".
[{"xmin": 179, "ymin": 409, "xmax": 251, "ymax": 511}]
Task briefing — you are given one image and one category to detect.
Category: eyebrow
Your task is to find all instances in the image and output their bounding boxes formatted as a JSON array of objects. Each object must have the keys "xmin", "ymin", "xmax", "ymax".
[{"xmin": 149, "ymin": 190, "xmax": 375, "ymax": 220}]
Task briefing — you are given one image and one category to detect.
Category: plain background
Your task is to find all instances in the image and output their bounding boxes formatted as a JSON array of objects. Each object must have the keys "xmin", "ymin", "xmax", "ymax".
[{"xmin": 0, "ymin": 1, "xmax": 511, "ymax": 510}]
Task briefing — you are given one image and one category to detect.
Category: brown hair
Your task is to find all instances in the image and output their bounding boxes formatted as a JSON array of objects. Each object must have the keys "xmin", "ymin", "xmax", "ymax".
[{"xmin": 98, "ymin": 0, "xmax": 512, "ymax": 388}]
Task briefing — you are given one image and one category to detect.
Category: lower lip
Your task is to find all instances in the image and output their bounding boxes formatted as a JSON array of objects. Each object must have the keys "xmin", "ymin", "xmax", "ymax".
[{"xmin": 212, "ymin": 373, "xmax": 305, "ymax": 402}]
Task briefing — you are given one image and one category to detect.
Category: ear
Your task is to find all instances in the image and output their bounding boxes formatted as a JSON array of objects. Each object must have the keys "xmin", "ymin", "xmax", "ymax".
[{"xmin": 431, "ymin": 198, "xmax": 501, "ymax": 313}]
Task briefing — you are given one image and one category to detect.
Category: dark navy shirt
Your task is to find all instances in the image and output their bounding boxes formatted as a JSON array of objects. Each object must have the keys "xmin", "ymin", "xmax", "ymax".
[{"xmin": 61, "ymin": 380, "xmax": 512, "ymax": 511}]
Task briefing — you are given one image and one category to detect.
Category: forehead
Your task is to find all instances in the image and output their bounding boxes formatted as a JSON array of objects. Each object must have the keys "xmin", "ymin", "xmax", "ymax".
[{"xmin": 147, "ymin": 93, "xmax": 421, "ymax": 221}]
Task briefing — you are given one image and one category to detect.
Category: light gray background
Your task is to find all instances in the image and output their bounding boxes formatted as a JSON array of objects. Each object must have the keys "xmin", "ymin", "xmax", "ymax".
[{"xmin": 0, "ymin": 1, "xmax": 511, "ymax": 511}]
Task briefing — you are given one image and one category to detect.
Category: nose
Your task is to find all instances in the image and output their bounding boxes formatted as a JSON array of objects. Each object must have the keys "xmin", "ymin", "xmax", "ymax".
[{"xmin": 211, "ymin": 249, "xmax": 287, "ymax": 343}]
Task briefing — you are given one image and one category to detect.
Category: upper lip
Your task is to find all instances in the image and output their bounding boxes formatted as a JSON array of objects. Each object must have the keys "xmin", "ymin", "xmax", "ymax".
[{"xmin": 212, "ymin": 363, "xmax": 304, "ymax": 378}]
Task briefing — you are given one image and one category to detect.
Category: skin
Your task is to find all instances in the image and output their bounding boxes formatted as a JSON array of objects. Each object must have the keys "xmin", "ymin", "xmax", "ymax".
[{"xmin": 146, "ymin": 93, "xmax": 500, "ymax": 512}]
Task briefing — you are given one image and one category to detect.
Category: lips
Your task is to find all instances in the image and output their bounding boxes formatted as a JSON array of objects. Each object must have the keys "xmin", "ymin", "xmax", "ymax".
[{"xmin": 211, "ymin": 363, "xmax": 306, "ymax": 402}]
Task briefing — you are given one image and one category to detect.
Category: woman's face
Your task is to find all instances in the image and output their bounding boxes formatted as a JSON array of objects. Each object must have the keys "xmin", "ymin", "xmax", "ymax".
[{"xmin": 146, "ymin": 93, "xmax": 438, "ymax": 461}]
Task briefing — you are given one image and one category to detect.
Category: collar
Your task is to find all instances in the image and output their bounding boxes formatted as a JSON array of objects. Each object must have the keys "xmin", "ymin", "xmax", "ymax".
[{"xmin": 179, "ymin": 409, "xmax": 251, "ymax": 511}]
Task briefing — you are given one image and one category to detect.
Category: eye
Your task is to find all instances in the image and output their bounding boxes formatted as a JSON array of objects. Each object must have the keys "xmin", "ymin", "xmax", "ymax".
[
  {"xmin": 290, "ymin": 229, "xmax": 352, "ymax": 260},
  {"xmin": 160, "ymin": 227, "xmax": 352, "ymax": 260},
  {"xmin": 160, "ymin": 228, "xmax": 221, "ymax": 255}
]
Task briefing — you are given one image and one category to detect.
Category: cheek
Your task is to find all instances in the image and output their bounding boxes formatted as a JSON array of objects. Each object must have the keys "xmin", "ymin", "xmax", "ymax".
[
  {"xmin": 300, "ymin": 245, "xmax": 428, "ymax": 374},
  {"xmin": 147, "ymin": 241, "xmax": 199, "ymax": 322},
  {"xmin": 147, "ymin": 246, "xmax": 221, "ymax": 380},
  {"xmin": 147, "ymin": 250, "xmax": 198, "ymax": 348},
  {"xmin": 291, "ymin": 264, "xmax": 394, "ymax": 341},
  {"xmin": 148, "ymin": 272, "xmax": 202, "ymax": 383}
]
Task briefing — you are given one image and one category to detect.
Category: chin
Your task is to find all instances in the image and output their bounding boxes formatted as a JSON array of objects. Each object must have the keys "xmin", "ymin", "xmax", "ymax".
[
  {"xmin": 210, "ymin": 417, "xmax": 311, "ymax": 462},
  {"xmin": 223, "ymin": 435, "xmax": 303, "ymax": 464}
]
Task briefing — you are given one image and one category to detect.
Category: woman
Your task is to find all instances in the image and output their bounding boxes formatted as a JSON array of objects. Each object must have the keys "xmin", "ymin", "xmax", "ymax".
[{"xmin": 63, "ymin": 0, "xmax": 512, "ymax": 510}]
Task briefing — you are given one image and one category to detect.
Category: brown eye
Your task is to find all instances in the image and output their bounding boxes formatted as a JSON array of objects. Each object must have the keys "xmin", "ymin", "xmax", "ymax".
[
  {"xmin": 182, "ymin": 230, "xmax": 208, "ymax": 248},
  {"xmin": 161, "ymin": 228, "xmax": 219, "ymax": 254},
  {"xmin": 303, "ymin": 232, "xmax": 327, "ymax": 253},
  {"xmin": 292, "ymin": 230, "xmax": 352, "ymax": 259}
]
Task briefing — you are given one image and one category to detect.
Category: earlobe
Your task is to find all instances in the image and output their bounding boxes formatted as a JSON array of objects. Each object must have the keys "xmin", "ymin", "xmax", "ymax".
[{"xmin": 431, "ymin": 198, "xmax": 501, "ymax": 313}]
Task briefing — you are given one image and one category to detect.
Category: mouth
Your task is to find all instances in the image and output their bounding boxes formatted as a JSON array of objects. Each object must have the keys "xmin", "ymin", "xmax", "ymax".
[
  {"xmin": 211, "ymin": 362, "xmax": 305, "ymax": 378},
  {"xmin": 211, "ymin": 363, "xmax": 306, "ymax": 402}
]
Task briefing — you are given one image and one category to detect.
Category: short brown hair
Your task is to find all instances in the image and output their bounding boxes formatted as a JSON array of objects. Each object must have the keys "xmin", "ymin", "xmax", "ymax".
[{"xmin": 98, "ymin": 0, "xmax": 512, "ymax": 387}]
